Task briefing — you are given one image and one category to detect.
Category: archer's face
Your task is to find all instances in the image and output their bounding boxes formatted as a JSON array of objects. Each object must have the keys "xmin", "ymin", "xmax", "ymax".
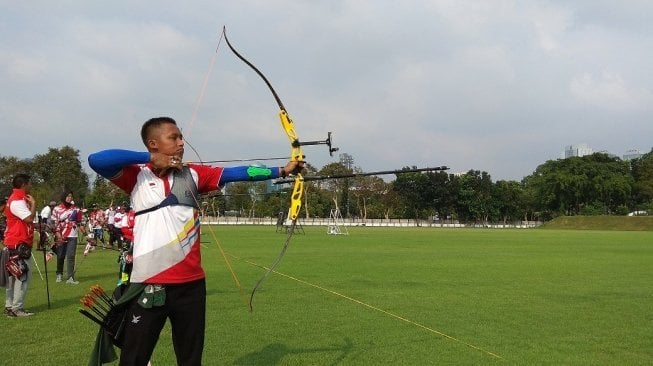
[
  {"xmin": 23, "ymin": 181, "xmax": 32, "ymax": 194},
  {"xmin": 148, "ymin": 123, "xmax": 185, "ymax": 158}
]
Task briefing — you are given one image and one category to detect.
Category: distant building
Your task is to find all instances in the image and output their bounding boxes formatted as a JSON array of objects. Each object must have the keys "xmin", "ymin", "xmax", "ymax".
[
  {"xmin": 623, "ymin": 149, "xmax": 643, "ymax": 161},
  {"xmin": 564, "ymin": 144, "xmax": 593, "ymax": 158},
  {"xmin": 596, "ymin": 150, "xmax": 619, "ymax": 159}
]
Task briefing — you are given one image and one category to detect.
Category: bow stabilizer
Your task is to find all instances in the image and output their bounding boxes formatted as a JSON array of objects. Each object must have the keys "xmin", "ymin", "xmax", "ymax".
[{"xmin": 273, "ymin": 166, "xmax": 450, "ymax": 184}]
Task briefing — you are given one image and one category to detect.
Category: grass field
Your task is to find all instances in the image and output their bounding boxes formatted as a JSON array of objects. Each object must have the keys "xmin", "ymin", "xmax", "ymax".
[
  {"xmin": 2, "ymin": 226, "xmax": 652, "ymax": 365},
  {"xmin": 543, "ymin": 215, "xmax": 653, "ymax": 231}
]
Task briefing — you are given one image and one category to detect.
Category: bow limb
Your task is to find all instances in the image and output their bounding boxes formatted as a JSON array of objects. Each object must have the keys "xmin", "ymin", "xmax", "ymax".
[
  {"xmin": 222, "ymin": 26, "xmax": 305, "ymax": 220},
  {"xmin": 222, "ymin": 26, "xmax": 304, "ymax": 311}
]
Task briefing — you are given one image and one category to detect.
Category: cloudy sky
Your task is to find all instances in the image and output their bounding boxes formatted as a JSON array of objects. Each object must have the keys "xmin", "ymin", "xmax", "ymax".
[{"xmin": 2, "ymin": 1, "xmax": 652, "ymax": 181}]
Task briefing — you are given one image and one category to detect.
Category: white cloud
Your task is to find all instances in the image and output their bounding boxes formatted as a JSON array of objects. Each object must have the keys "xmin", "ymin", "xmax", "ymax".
[
  {"xmin": 1, "ymin": 0, "xmax": 653, "ymax": 181},
  {"xmin": 525, "ymin": 2, "xmax": 574, "ymax": 52},
  {"xmin": 569, "ymin": 71, "xmax": 653, "ymax": 112},
  {"xmin": 1, "ymin": 52, "xmax": 48, "ymax": 82}
]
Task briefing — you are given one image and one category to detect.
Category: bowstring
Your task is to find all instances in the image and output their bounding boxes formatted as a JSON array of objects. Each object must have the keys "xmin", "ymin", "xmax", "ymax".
[
  {"xmin": 185, "ymin": 29, "xmax": 224, "ymax": 139},
  {"xmin": 186, "ymin": 26, "xmax": 301, "ymax": 311},
  {"xmin": 181, "ymin": 28, "xmax": 249, "ymax": 307},
  {"xmin": 248, "ymin": 215, "xmax": 296, "ymax": 311},
  {"xmin": 183, "ymin": 140, "xmax": 249, "ymax": 308}
]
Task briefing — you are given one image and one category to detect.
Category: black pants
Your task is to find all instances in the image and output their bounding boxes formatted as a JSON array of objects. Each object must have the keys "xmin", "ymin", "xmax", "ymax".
[
  {"xmin": 107, "ymin": 224, "xmax": 116, "ymax": 245},
  {"xmin": 119, "ymin": 279, "xmax": 207, "ymax": 366},
  {"xmin": 113, "ymin": 226, "xmax": 124, "ymax": 247}
]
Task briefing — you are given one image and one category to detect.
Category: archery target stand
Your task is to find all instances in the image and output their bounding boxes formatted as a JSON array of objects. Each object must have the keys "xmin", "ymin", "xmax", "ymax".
[
  {"xmin": 327, "ymin": 208, "xmax": 348, "ymax": 235},
  {"xmin": 276, "ymin": 210, "xmax": 305, "ymax": 234}
]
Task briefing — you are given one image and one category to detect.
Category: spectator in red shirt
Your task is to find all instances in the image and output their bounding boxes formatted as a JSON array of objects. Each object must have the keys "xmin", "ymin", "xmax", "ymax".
[{"xmin": 3, "ymin": 174, "xmax": 36, "ymax": 317}]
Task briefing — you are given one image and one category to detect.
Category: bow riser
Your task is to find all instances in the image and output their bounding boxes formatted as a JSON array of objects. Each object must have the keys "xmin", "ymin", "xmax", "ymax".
[
  {"xmin": 279, "ymin": 111, "xmax": 304, "ymax": 164},
  {"xmin": 279, "ymin": 111, "xmax": 304, "ymax": 221},
  {"xmin": 289, "ymin": 177, "xmax": 304, "ymax": 221}
]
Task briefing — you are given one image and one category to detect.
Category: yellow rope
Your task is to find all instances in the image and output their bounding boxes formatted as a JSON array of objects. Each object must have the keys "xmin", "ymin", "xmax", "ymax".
[
  {"xmin": 204, "ymin": 226, "xmax": 249, "ymax": 308},
  {"xmin": 228, "ymin": 253, "xmax": 503, "ymax": 360}
]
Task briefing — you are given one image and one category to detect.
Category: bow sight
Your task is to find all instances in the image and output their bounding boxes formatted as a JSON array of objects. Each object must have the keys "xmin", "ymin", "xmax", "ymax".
[{"xmin": 291, "ymin": 131, "xmax": 339, "ymax": 157}]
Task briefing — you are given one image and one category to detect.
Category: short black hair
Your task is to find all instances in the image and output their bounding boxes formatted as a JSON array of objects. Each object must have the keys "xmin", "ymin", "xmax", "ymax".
[
  {"xmin": 140, "ymin": 117, "xmax": 177, "ymax": 146},
  {"xmin": 12, "ymin": 174, "xmax": 30, "ymax": 189}
]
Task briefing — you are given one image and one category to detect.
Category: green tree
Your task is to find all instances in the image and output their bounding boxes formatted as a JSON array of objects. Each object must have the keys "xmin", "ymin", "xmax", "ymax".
[
  {"xmin": 224, "ymin": 182, "xmax": 269, "ymax": 217},
  {"xmin": 318, "ymin": 161, "xmax": 353, "ymax": 217},
  {"xmin": 631, "ymin": 149, "xmax": 653, "ymax": 211},
  {"xmin": 0, "ymin": 156, "xmax": 32, "ymax": 198},
  {"xmin": 492, "ymin": 180, "xmax": 525, "ymax": 223},
  {"xmin": 85, "ymin": 174, "xmax": 129, "ymax": 208},
  {"xmin": 201, "ymin": 192, "xmax": 227, "ymax": 217},
  {"xmin": 258, "ymin": 190, "xmax": 289, "ymax": 218},
  {"xmin": 302, "ymin": 181, "xmax": 336, "ymax": 218},
  {"xmin": 523, "ymin": 153, "xmax": 633, "ymax": 216},
  {"xmin": 392, "ymin": 167, "xmax": 432, "ymax": 222},
  {"xmin": 349, "ymin": 175, "xmax": 389, "ymax": 220},
  {"xmin": 224, "ymin": 182, "xmax": 249, "ymax": 216},
  {"xmin": 31, "ymin": 146, "xmax": 90, "ymax": 206},
  {"xmin": 455, "ymin": 170, "xmax": 494, "ymax": 224},
  {"xmin": 423, "ymin": 171, "xmax": 457, "ymax": 222}
]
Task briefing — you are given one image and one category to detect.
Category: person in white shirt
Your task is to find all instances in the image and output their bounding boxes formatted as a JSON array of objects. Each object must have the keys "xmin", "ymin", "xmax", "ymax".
[
  {"xmin": 113, "ymin": 206, "xmax": 125, "ymax": 248},
  {"xmin": 105, "ymin": 206, "xmax": 116, "ymax": 248},
  {"xmin": 39, "ymin": 201, "xmax": 56, "ymax": 225}
]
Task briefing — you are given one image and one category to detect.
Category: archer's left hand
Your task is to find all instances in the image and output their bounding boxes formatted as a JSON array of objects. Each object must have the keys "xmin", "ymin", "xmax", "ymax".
[{"xmin": 281, "ymin": 161, "xmax": 305, "ymax": 177}]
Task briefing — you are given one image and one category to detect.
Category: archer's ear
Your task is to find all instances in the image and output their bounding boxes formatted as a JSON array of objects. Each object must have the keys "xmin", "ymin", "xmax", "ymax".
[{"xmin": 147, "ymin": 139, "xmax": 157, "ymax": 150}]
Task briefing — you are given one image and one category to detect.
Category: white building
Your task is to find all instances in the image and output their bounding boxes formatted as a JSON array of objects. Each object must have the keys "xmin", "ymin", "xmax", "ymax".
[
  {"xmin": 564, "ymin": 143, "xmax": 593, "ymax": 158},
  {"xmin": 623, "ymin": 149, "xmax": 643, "ymax": 161}
]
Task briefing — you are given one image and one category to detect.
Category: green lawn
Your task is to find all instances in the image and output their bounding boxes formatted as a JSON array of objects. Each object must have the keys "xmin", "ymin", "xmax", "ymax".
[
  {"xmin": 543, "ymin": 215, "xmax": 653, "ymax": 231},
  {"xmin": 2, "ymin": 227, "xmax": 652, "ymax": 365}
]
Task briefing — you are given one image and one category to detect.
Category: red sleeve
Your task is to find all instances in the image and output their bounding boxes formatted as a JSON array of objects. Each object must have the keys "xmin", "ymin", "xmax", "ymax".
[
  {"xmin": 191, "ymin": 165, "xmax": 224, "ymax": 194},
  {"xmin": 121, "ymin": 226, "xmax": 133, "ymax": 241},
  {"xmin": 110, "ymin": 165, "xmax": 140, "ymax": 193}
]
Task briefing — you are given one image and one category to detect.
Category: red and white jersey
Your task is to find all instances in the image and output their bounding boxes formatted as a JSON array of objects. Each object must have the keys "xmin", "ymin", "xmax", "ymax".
[
  {"xmin": 90, "ymin": 209, "xmax": 106, "ymax": 229},
  {"xmin": 3, "ymin": 188, "xmax": 34, "ymax": 247},
  {"xmin": 121, "ymin": 210, "xmax": 136, "ymax": 242},
  {"xmin": 110, "ymin": 163, "xmax": 223, "ymax": 284},
  {"xmin": 113, "ymin": 211, "xmax": 125, "ymax": 229},
  {"xmin": 52, "ymin": 203, "xmax": 81, "ymax": 238}
]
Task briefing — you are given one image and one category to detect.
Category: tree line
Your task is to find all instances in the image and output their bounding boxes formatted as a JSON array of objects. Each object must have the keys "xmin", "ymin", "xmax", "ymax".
[{"xmin": 1, "ymin": 147, "xmax": 652, "ymax": 224}]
